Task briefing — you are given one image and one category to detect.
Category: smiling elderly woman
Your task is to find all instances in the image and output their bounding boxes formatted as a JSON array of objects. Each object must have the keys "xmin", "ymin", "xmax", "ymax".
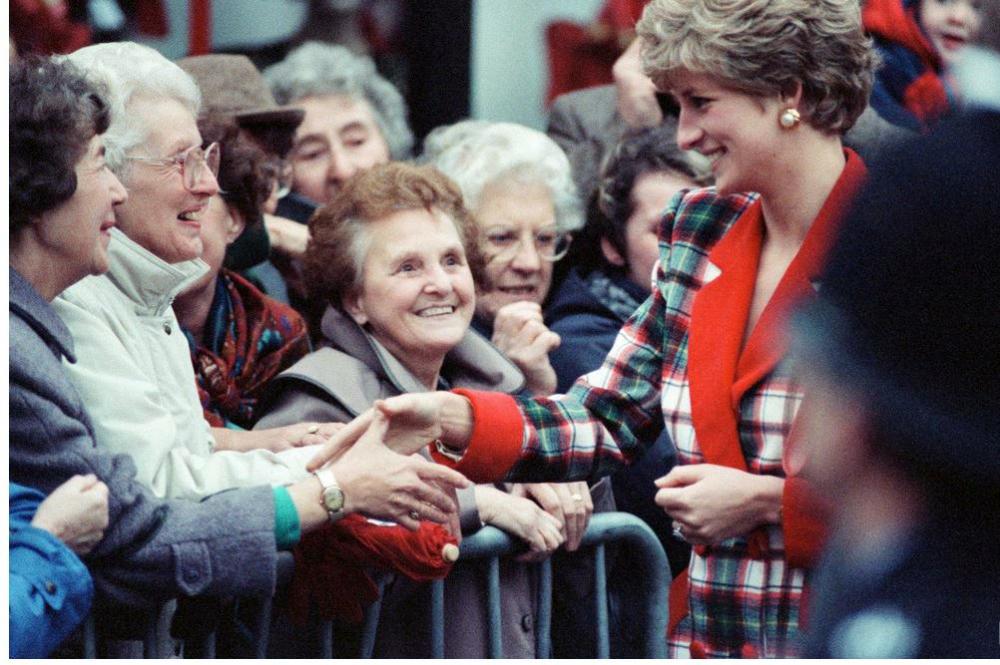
[
  {"xmin": 46, "ymin": 42, "xmax": 461, "ymax": 513},
  {"xmin": 256, "ymin": 162, "xmax": 598, "ymax": 657}
]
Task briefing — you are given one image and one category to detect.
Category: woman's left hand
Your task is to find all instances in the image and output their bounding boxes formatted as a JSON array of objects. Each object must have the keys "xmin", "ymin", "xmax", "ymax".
[
  {"xmin": 654, "ymin": 464, "xmax": 783, "ymax": 546},
  {"xmin": 511, "ymin": 481, "xmax": 593, "ymax": 551},
  {"xmin": 214, "ymin": 422, "xmax": 344, "ymax": 454}
]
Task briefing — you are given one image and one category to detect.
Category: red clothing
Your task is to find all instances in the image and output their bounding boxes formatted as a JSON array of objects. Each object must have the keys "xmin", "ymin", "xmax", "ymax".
[{"xmin": 435, "ymin": 151, "xmax": 867, "ymax": 657}]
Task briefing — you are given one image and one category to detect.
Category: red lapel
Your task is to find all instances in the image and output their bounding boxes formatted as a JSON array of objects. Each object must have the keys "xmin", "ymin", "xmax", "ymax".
[{"xmin": 689, "ymin": 151, "xmax": 867, "ymax": 469}]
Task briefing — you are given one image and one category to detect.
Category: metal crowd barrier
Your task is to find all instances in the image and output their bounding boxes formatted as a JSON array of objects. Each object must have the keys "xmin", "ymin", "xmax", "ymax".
[{"xmin": 81, "ymin": 512, "xmax": 669, "ymax": 658}]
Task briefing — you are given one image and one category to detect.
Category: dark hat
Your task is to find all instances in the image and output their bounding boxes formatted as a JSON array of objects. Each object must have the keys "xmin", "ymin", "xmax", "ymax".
[
  {"xmin": 176, "ymin": 54, "xmax": 304, "ymax": 129},
  {"xmin": 793, "ymin": 112, "xmax": 1000, "ymax": 487}
]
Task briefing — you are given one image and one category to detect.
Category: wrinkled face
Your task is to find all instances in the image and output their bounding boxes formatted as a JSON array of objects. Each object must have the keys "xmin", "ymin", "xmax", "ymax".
[
  {"xmin": 39, "ymin": 134, "xmax": 127, "ymax": 279},
  {"xmin": 671, "ymin": 71, "xmax": 785, "ymax": 198},
  {"xmin": 117, "ymin": 96, "xmax": 219, "ymax": 263},
  {"xmin": 623, "ymin": 170, "xmax": 696, "ymax": 290},
  {"xmin": 290, "ymin": 94, "xmax": 391, "ymax": 204},
  {"xmin": 346, "ymin": 208, "xmax": 475, "ymax": 379},
  {"xmin": 918, "ymin": 0, "xmax": 982, "ymax": 66},
  {"xmin": 473, "ymin": 179, "xmax": 557, "ymax": 323}
]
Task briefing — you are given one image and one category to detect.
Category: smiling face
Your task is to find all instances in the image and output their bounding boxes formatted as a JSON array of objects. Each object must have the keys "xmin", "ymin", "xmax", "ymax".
[
  {"xmin": 290, "ymin": 94, "xmax": 392, "ymax": 204},
  {"xmin": 918, "ymin": 0, "xmax": 982, "ymax": 66},
  {"xmin": 473, "ymin": 178, "xmax": 557, "ymax": 323},
  {"xmin": 670, "ymin": 71, "xmax": 785, "ymax": 198},
  {"xmin": 623, "ymin": 169, "xmax": 695, "ymax": 289},
  {"xmin": 116, "ymin": 96, "xmax": 219, "ymax": 263},
  {"xmin": 345, "ymin": 207, "xmax": 475, "ymax": 385},
  {"xmin": 38, "ymin": 134, "xmax": 128, "ymax": 281}
]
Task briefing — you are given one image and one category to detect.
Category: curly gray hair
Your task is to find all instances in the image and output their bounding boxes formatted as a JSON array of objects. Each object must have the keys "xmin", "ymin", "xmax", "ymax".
[
  {"xmin": 62, "ymin": 41, "xmax": 201, "ymax": 178},
  {"xmin": 263, "ymin": 42, "xmax": 414, "ymax": 159},
  {"xmin": 636, "ymin": 0, "xmax": 876, "ymax": 134},
  {"xmin": 424, "ymin": 120, "xmax": 583, "ymax": 234}
]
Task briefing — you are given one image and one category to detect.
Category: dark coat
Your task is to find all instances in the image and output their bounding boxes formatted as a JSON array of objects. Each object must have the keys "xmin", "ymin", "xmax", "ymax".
[{"xmin": 8, "ymin": 267, "xmax": 279, "ymax": 608}]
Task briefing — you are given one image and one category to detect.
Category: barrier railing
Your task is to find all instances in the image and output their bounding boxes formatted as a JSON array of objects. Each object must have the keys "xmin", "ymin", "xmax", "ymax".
[{"xmin": 81, "ymin": 512, "xmax": 669, "ymax": 658}]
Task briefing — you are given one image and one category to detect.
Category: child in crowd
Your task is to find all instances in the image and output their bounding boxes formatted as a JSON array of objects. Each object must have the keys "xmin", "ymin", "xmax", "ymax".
[{"xmin": 863, "ymin": 0, "xmax": 982, "ymax": 131}]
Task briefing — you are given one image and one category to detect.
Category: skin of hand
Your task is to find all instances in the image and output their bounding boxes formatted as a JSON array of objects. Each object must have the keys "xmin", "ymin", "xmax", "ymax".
[
  {"xmin": 313, "ymin": 410, "xmax": 472, "ymax": 532},
  {"xmin": 612, "ymin": 37, "xmax": 664, "ymax": 129},
  {"xmin": 306, "ymin": 392, "xmax": 475, "ymax": 472},
  {"xmin": 653, "ymin": 464, "xmax": 784, "ymax": 546},
  {"xmin": 263, "ymin": 213, "xmax": 310, "ymax": 257},
  {"xmin": 475, "ymin": 485, "xmax": 565, "ymax": 562},
  {"xmin": 491, "ymin": 301, "xmax": 561, "ymax": 396},
  {"xmin": 511, "ymin": 481, "xmax": 593, "ymax": 552},
  {"xmin": 31, "ymin": 474, "xmax": 110, "ymax": 555},
  {"xmin": 212, "ymin": 422, "xmax": 344, "ymax": 454}
]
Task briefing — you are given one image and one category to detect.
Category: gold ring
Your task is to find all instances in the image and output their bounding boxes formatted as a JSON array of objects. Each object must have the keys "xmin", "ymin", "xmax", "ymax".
[
  {"xmin": 570, "ymin": 494, "xmax": 583, "ymax": 502},
  {"xmin": 409, "ymin": 510, "xmax": 421, "ymax": 521},
  {"xmin": 307, "ymin": 424, "xmax": 319, "ymax": 434}
]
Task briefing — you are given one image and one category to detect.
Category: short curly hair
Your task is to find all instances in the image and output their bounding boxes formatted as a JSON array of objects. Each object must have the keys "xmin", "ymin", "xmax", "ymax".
[
  {"xmin": 304, "ymin": 162, "xmax": 485, "ymax": 309},
  {"xmin": 10, "ymin": 56, "xmax": 111, "ymax": 235},
  {"xmin": 264, "ymin": 42, "xmax": 414, "ymax": 159},
  {"xmin": 636, "ymin": 0, "xmax": 876, "ymax": 134},
  {"xmin": 597, "ymin": 121, "xmax": 711, "ymax": 267},
  {"xmin": 198, "ymin": 116, "xmax": 272, "ymax": 232},
  {"xmin": 424, "ymin": 120, "xmax": 584, "ymax": 235}
]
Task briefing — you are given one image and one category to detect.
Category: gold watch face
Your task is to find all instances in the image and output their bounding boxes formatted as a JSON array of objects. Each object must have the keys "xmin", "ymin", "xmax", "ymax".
[{"xmin": 322, "ymin": 485, "xmax": 345, "ymax": 512}]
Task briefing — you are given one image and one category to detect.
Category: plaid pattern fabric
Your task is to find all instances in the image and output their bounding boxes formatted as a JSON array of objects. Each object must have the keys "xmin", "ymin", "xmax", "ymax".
[{"xmin": 509, "ymin": 186, "xmax": 823, "ymax": 657}]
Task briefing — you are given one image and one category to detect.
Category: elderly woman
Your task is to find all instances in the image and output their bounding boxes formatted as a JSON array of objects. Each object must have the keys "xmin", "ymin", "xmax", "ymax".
[
  {"xmin": 173, "ymin": 118, "xmax": 310, "ymax": 429},
  {"xmin": 265, "ymin": 41, "xmax": 412, "ymax": 208},
  {"xmin": 48, "ymin": 42, "xmax": 469, "ymax": 526},
  {"xmin": 9, "ymin": 56, "xmax": 465, "ymax": 639},
  {"xmin": 311, "ymin": 0, "xmax": 876, "ymax": 657},
  {"xmin": 256, "ymin": 162, "xmax": 599, "ymax": 657},
  {"xmin": 426, "ymin": 120, "xmax": 584, "ymax": 398}
]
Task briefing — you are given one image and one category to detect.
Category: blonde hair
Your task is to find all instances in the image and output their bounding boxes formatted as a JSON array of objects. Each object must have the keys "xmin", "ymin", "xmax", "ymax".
[{"xmin": 636, "ymin": 0, "xmax": 876, "ymax": 134}]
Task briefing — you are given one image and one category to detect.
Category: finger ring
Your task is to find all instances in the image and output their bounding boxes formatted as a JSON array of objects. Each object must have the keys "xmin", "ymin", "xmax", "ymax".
[
  {"xmin": 409, "ymin": 510, "xmax": 420, "ymax": 521},
  {"xmin": 672, "ymin": 521, "xmax": 686, "ymax": 541},
  {"xmin": 570, "ymin": 494, "xmax": 583, "ymax": 502},
  {"xmin": 307, "ymin": 424, "xmax": 319, "ymax": 434}
]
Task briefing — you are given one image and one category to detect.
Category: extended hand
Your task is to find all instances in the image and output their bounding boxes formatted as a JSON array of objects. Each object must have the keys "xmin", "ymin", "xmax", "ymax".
[
  {"xmin": 612, "ymin": 37, "xmax": 664, "ymax": 129},
  {"xmin": 32, "ymin": 474, "xmax": 110, "ymax": 555},
  {"xmin": 491, "ymin": 302, "xmax": 560, "ymax": 396},
  {"xmin": 654, "ymin": 464, "xmax": 783, "ymax": 546},
  {"xmin": 330, "ymin": 410, "xmax": 471, "ymax": 531},
  {"xmin": 512, "ymin": 481, "xmax": 593, "ymax": 552}
]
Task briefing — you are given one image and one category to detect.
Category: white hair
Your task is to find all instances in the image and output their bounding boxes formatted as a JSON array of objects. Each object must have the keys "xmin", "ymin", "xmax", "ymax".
[
  {"xmin": 425, "ymin": 121, "xmax": 583, "ymax": 234},
  {"xmin": 62, "ymin": 42, "xmax": 201, "ymax": 177},
  {"xmin": 263, "ymin": 42, "xmax": 414, "ymax": 159}
]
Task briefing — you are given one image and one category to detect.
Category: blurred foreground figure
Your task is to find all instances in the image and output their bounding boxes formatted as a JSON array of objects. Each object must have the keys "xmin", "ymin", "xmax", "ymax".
[{"xmin": 792, "ymin": 83, "xmax": 1000, "ymax": 657}]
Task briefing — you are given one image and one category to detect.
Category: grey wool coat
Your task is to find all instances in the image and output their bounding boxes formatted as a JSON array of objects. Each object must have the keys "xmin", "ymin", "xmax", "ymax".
[{"xmin": 8, "ymin": 267, "xmax": 279, "ymax": 608}]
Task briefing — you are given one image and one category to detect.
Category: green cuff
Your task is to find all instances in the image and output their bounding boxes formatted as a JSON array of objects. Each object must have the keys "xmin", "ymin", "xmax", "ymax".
[{"xmin": 272, "ymin": 486, "xmax": 301, "ymax": 550}]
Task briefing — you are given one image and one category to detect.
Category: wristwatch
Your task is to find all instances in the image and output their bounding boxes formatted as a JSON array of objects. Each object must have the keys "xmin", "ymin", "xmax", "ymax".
[{"xmin": 313, "ymin": 468, "xmax": 346, "ymax": 523}]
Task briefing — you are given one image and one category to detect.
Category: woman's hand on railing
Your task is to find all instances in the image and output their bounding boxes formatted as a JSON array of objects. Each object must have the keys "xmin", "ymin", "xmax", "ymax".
[
  {"xmin": 512, "ymin": 481, "xmax": 594, "ymax": 551},
  {"xmin": 474, "ymin": 485, "xmax": 564, "ymax": 562}
]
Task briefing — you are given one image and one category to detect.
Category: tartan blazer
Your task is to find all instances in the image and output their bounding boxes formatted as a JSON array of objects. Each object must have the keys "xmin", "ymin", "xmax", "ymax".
[{"xmin": 439, "ymin": 152, "xmax": 867, "ymax": 658}]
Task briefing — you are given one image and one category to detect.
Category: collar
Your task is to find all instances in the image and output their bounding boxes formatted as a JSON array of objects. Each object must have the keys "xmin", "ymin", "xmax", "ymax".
[
  {"xmin": 687, "ymin": 149, "xmax": 867, "ymax": 470},
  {"xmin": 9, "ymin": 266, "xmax": 77, "ymax": 362},
  {"xmin": 104, "ymin": 229, "xmax": 209, "ymax": 316},
  {"xmin": 319, "ymin": 306, "xmax": 525, "ymax": 395}
]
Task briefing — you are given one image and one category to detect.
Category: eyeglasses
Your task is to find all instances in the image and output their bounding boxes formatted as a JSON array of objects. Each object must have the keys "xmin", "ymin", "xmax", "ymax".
[
  {"xmin": 482, "ymin": 225, "xmax": 572, "ymax": 262},
  {"xmin": 126, "ymin": 142, "xmax": 221, "ymax": 191},
  {"xmin": 261, "ymin": 158, "xmax": 294, "ymax": 199}
]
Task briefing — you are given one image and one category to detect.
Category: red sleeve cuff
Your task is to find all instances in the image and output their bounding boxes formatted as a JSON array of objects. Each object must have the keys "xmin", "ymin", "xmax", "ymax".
[
  {"xmin": 427, "ymin": 389, "xmax": 524, "ymax": 483},
  {"xmin": 782, "ymin": 476, "xmax": 831, "ymax": 568}
]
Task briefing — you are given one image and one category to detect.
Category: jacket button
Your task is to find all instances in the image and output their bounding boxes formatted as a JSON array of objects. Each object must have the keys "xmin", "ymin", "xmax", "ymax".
[
  {"xmin": 163, "ymin": 322, "xmax": 172, "ymax": 334},
  {"xmin": 45, "ymin": 580, "xmax": 57, "ymax": 594},
  {"xmin": 520, "ymin": 614, "xmax": 533, "ymax": 632},
  {"xmin": 184, "ymin": 569, "xmax": 199, "ymax": 583}
]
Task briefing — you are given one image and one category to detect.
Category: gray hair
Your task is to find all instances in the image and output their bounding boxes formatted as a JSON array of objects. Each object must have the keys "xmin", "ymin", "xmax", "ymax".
[
  {"xmin": 62, "ymin": 41, "xmax": 201, "ymax": 178},
  {"xmin": 424, "ymin": 121, "xmax": 583, "ymax": 234},
  {"xmin": 263, "ymin": 42, "xmax": 413, "ymax": 159}
]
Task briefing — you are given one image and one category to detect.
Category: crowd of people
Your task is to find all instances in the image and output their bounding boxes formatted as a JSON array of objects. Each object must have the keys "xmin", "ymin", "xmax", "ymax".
[{"xmin": 9, "ymin": 0, "xmax": 999, "ymax": 659}]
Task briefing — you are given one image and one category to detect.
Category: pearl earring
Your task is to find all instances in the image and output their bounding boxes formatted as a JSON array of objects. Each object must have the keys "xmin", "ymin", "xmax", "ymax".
[{"xmin": 779, "ymin": 108, "xmax": 801, "ymax": 129}]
